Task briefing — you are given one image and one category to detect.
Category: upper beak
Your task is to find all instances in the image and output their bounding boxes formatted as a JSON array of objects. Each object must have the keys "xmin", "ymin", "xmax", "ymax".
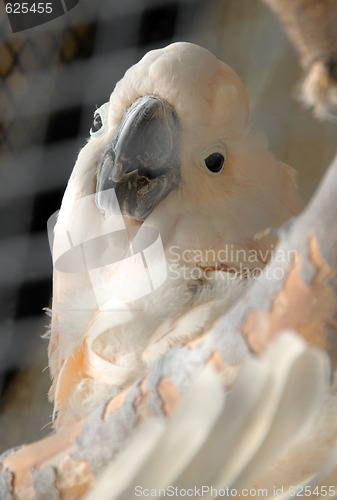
[{"xmin": 95, "ymin": 95, "xmax": 181, "ymax": 221}]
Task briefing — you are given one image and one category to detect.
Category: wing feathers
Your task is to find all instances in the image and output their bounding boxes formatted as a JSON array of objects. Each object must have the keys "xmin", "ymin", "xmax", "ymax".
[{"xmin": 85, "ymin": 333, "xmax": 331, "ymax": 500}]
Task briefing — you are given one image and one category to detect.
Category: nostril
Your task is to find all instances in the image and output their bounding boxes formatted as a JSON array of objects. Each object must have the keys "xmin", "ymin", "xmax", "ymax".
[{"xmin": 111, "ymin": 160, "xmax": 138, "ymax": 183}]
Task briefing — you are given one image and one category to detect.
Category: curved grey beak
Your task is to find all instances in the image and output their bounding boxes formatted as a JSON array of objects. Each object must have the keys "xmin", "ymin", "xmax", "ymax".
[{"xmin": 95, "ymin": 95, "xmax": 181, "ymax": 221}]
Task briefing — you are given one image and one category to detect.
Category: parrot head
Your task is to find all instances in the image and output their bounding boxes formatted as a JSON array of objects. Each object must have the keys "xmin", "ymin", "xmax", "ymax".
[
  {"xmin": 93, "ymin": 42, "xmax": 251, "ymax": 224},
  {"xmin": 79, "ymin": 42, "xmax": 303, "ymax": 268}
]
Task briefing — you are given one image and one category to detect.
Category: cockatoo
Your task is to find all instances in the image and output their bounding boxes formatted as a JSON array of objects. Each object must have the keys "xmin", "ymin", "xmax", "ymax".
[{"xmin": 48, "ymin": 42, "xmax": 304, "ymax": 427}]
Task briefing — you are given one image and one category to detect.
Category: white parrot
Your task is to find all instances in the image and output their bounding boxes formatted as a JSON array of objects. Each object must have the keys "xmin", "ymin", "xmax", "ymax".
[
  {"xmin": 48, "ymin": 42, "xmax": 304, "ymax": 428},
  {"xmin": 1, "ymin": 42, "xmax": 336, "ymax": 500}
]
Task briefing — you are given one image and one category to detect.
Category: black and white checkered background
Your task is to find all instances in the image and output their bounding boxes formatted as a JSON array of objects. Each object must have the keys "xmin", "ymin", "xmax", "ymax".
[{"xmin": 0, "ymin": 0, "xmax": 335, "ymax": 450}]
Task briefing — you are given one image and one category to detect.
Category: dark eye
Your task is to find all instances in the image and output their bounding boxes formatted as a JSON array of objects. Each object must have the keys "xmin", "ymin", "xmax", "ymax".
[
  {"xmin": 204, "ymin": 152, "xmax": 225, "ymax": 173},
  {"xmin": 91, "ymin": 113, "xmax": 103, "ymax": 133}
]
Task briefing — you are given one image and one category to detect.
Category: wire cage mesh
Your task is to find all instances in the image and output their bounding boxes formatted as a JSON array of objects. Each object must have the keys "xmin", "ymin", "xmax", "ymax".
[{"xmin": 0, "ymin": 0, "xmax": 336, "ymax": 451}]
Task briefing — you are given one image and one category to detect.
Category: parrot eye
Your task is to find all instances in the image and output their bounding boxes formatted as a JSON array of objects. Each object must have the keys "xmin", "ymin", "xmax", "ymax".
[
  {"xmin": 90, "ymin": 102, "xmax": 109, "ymax": 138},
  {"xmin": 204, "ymin": 152, "xmax": 225, "ymax": 173},
  {"xmin": 91, "ymin": 113, "xmax": 103, "ymax": 133}
]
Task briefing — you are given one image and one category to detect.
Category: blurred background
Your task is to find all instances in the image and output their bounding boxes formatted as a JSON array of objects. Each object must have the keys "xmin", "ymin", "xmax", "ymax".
[{"xmin": 0, "ymin": 0, "xmax": 336, "ymax": 451}]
